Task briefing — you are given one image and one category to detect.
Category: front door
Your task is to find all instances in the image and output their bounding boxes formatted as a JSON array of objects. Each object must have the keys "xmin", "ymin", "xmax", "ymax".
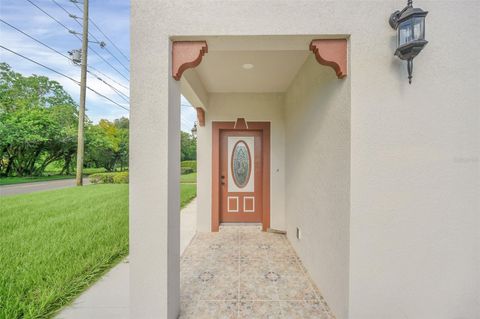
[{"xmin": 220, "ymin": 130, "xmax": 262, "ymax": 223}]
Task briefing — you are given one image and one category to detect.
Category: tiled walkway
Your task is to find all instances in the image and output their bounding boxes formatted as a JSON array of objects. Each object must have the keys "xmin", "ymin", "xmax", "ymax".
[{"xmin": 180, "ymin": 226, "xmax": 334, "ymax": 319}]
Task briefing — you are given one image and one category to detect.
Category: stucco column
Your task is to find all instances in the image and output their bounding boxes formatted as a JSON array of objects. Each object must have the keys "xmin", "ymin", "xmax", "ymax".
[{"xmin": 130, "ymin": 29, "xmax": 181, "ymax": 318}]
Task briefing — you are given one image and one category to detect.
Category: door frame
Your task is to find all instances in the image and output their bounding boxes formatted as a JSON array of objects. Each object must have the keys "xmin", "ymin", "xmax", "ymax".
[{"xmin": 212, "ymin": 121, "xmax": 270, "ymax": 232}]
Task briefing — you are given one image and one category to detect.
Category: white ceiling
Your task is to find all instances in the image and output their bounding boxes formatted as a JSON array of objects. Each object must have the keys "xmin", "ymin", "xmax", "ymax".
[{"xmin": 194, "ymin": 50, "xmax": 309, "ymax": 93}]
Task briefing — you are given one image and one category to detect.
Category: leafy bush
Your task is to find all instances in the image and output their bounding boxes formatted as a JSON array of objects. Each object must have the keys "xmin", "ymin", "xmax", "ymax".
[
  {"xmin": 89, "ymin": 172, "xmax": 128, "ymax": 184},
  {"xmin": 181, "ymin": 167, "xmax": 194, "ymax": 175},
  {"xmin": 113, "ymin": 172, "xmax": 129, "ymax": 184},
  {"xmin": 83, "ymin": 167, "xmax": 107, "ymax": 175},
  {"xmin": 181, "ymin": 160, "xmax": 197, "ymax": 172}
]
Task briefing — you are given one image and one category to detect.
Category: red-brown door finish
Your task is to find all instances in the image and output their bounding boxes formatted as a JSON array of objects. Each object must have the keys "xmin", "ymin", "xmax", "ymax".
[{"xmin": 220, "ymin": 130, "xmax": 262, "ymax": 223}]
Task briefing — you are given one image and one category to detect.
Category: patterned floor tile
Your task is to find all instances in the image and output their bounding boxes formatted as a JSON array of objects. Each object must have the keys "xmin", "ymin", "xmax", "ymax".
[
  {"xmin": 180, "ymin": 300, "xmax": 238, "ymax": 319},
  {"xmin": 239, "ymin": 243, "xmax": 270, "ymax": 259},
  {"xmin": 275, "ymin": 275, "xmax": 317, "ymax": 301},
  {"xmin": 238, "ymin": 301, "xmax": 283, "ymax": 319},
  {"xmin": 280, "ymin": 300, "xmax": 331, "ymax": 319},
  {"xmin": 180, "ymin": 226, "xmax": 334, "ymax": 318}
]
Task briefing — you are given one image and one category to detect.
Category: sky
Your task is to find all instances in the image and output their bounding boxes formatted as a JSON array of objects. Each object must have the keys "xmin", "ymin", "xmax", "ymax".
[{"xmin": 0, "ymin": 0, "xmax": 197, "ymax": 132}]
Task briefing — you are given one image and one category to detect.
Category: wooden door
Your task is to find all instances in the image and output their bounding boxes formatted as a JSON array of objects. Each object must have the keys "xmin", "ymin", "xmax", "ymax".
[{"xmin": 220, "ymin": 130, "xmax": 262, "ymax": 223}]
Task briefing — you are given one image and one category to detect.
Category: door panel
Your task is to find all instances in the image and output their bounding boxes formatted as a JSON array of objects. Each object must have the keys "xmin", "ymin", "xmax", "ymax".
[{"xmin": 220, "ymin": 130, "xmax": 262, "ymax": 223}]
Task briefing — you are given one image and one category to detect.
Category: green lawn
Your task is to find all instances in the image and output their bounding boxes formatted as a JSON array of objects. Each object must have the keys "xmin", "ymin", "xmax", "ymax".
[
  {"xmin": 0, "ymin": 184, "xmax": 129, "ymax": 318},
  {"xmin": 0, "ymin": 181, "xmax": 196, "ymax": 318},
  {"xmin": 180, "ymin": 183, "xmax": 197, "ymax": 208},
  {"xmin": 0, "ymin": 169, "xmax": 109, "ymax": 186},
  {"xmin": 180, "ymin": 172, "xmax": 197, "ymax": 184}
]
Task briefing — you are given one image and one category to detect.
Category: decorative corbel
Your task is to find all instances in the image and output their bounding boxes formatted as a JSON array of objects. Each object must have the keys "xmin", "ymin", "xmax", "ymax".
[
  {"xmin": 234, "ymin": 118, "xmax": 248, "ymax": 130},
  {"xmin": 309, "ymin": 39, "xmax": 347, "ymax": 79},
  {"xmin": 196, "ymin": 107, "xmax": 205, "ymax": 127},
  {"xmin": 172, "ymin": 41, "xmax": 208, "ymax": 81}
]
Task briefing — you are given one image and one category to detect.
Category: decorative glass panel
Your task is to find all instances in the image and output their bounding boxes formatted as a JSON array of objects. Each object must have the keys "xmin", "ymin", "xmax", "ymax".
[
  {"xmin": 231, "ymin": 140, "xmax": 251, "ymax": 188},
  {"xmin": 398, "ymin": 20, "xmax": 414, "ymax": 46},
  {"xmin": 398, "ymin": 17, "xmax": 425, "ymax": 46},
  {"xmin": 412, "ymin": 17, "xmax": 425, "ymax": 41}
]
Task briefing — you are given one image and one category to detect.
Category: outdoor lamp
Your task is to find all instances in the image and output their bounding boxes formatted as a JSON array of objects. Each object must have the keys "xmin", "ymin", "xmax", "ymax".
[
  {"xmin": 389, "ymin": 0, "xmax": 428, "ymax": 84},
  {"xmin": 191, "ymin": 122, "xmax": 197, "ymax": 138}
]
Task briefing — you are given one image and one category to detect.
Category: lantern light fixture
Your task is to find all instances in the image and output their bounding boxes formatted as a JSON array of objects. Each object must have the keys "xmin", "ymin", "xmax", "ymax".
[
  {"xmin": 389, "ymin": 0, "xmax": 428, "ymax": 84},
  {"xmin": 191, "ymin": 122, "xmax": 198, "ymax": 139}
]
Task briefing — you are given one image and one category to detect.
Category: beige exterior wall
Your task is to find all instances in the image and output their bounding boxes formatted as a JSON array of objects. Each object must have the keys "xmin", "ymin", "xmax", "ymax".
[
  {"xmin": 284, "ymin": 55, "xmax": 351, "ymax": 319},
  {"xmin": 197, "ymin": 93, "xmax": 286, "ymax": 232},
  {"xmin": 131, "ymin": 1, "xmax": 480, "ymax": 318}
]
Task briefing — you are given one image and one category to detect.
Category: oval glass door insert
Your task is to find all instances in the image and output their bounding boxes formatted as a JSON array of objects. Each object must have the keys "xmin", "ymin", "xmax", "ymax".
[{"xmin": 231, "ymin": 140, "xmax": 251, "ymax": 188}]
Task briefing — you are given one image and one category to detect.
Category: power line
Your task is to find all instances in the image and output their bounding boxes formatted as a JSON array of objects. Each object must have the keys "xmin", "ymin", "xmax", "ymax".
[
  {"xmin": 0, "ymin": 19, "xmax": 129, "ymax": 103},
  {"xmin": 72, "ymin": 0, "xmax": 130, "ymax": 62},
  {"xmin": 89, "ymin": 46, "xmax": 129, "ymax": 81},
  {"xmin": 0, "ymin": 45, "xmax": 129, "ymax": 111},
  {"xmin": 25, "ymin": 0, "xmax": 72, "ymax": 33},
  {"xmin": 1, "ymin": 45, "xmax": 79, "ymax": 83},
  {"xmin": 88, "ymin": 65, "xmax": 129, "ymax": 90},
  {"xmin": 0, "ymin": 19, "xmax": 71, "ymax": 60},
  {"xmin": 25, "ymin": 0, "xmax": 129, "ymax": 82},
  {"xmin": 87, "ymin": 69, "xmax": 129, "ymax": 103},
  {"xmin": 51, "ymin": 0, "xmax": 130, "ymax": 74},
  {"xmin": 87, "ymin": 85, "xmax": 129, "ymax": 112}
]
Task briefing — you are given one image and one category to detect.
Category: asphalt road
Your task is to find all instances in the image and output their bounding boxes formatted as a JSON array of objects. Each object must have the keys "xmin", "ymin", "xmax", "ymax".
[{"xmin": 0, "ymin": 178, "xmax": 90, "ymax": 196}]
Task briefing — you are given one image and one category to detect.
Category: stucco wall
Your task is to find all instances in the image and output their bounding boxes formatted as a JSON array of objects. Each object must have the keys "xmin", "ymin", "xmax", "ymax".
[
  {"xmin": 284, "ymin": 55, "xmax": 351, "ymax": 319},
  {"xmin": 348, "ymin": 2, "xmax": 480, "ymax": 318},
  {"xmin": 132, "ymin": 1, "xmax": 479, "ymax": 318},
  {"xmin": 197, "ymin": 93, "xmax": 286, "ymax": 232}
]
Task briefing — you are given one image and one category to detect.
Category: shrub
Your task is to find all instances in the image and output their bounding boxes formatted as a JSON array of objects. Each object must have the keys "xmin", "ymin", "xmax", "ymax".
[
  {"xmin": 83, "ymin": 167, "xmax": 107, "ymax": 175},
  {"xmin": 181, "ymin": 160, "xmax": 197, "ymax": 172},
  {"xmin": 113, "ymin": 172, "xmax": 129, "ymax": 184},
  {"xmin": 89, "ymin": 172, "xmax": 128, "ymax": 184},
  {"xmin": 181, "ymin": 167, "xmax": 194, "ymax": 175}
]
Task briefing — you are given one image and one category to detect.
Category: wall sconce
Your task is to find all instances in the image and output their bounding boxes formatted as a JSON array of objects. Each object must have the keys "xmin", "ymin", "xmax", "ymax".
[
  {"xmin": 389, "ymin": 0, "xmax": 428, "ymax": 84},
  {"xmin": 191, "ymin": 122, "xmax": 198, "ymax": 139}
]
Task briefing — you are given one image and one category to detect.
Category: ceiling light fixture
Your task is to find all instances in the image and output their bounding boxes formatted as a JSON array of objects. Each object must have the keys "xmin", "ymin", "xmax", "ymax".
[{"xmin": 242, "ymin": 63, "xmax": 254, "ymax": 70}]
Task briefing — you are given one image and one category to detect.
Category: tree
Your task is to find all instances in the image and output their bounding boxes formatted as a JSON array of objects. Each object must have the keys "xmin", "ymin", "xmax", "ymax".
[
  {"xmin": 85, "ymin": 119, "xmax": 129, "ymax": 171},
  {"xmin": 0, "ymin": 63, "xmax": 131, "ymax": 177},
  {"xmin": 180, "ymin": 131, "xmax": 196, "ymax": 161},
  {"xmin": 0, "ymin": 63, "xmax": 78, "ymax": 176}
]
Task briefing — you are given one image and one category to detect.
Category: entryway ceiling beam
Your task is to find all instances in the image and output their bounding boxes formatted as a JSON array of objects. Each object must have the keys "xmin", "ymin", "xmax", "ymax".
[{"xmin": 309, "ymin": 39, "xmax": 347, "ymax": 79}]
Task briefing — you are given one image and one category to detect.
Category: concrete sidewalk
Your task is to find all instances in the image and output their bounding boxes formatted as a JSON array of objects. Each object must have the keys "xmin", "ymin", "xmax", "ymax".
[{"xmin": 55, "ymin": 198, "xmax": 197, "ymax": 319}]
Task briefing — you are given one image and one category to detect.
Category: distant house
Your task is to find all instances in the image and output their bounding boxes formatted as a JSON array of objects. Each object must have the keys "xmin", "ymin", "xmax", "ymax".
[{"xmin": 130, "ymin": 1, "xmax": 479, "ymax": 318}]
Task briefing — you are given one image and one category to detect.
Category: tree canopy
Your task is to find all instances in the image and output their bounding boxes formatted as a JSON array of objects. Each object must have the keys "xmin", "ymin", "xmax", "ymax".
[
  {"xmin": 0, "ymin": 63, "xmax": 196, "ymax": 177},
  {"xmin": 181, "ymin": 131, "xmax": 196, "ymax": 161},
  {"xmin": 0, "ymin": 63, "xmax": 129, "ymax": 176},
  {"xmin": 0, "ymin": 63, "xmax": 79, "ymax": 176}
]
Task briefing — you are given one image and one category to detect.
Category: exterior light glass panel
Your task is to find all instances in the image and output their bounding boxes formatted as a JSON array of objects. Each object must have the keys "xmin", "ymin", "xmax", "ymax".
[{"xmin": 398, "ymin": 16, "xmax": 425, "ymax": 47}]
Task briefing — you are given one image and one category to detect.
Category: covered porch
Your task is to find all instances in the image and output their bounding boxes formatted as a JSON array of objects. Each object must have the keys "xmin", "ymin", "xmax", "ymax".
[{"xmin": 133, "ymin": 35, "xmax": 349, "ymax": 318}]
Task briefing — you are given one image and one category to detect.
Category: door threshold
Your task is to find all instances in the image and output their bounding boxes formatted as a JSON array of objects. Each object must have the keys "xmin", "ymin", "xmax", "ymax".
[{"xmin": 220, "ymin": 223, "xmax": 262, "ymax": 227}]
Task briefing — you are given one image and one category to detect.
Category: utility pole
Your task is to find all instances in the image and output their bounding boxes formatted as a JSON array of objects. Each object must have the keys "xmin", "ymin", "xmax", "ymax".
[{"xmin": 75, "ymin": 0, "xmax": 89, "ymax": 186}]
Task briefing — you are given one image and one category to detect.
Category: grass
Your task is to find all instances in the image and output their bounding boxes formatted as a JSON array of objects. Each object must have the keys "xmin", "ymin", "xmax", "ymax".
[
  {"xmin": 0, "ymin": 184, "xmax": 129, "ymax": 319},
  {"xmin": 0, "ymin": 176, "xmax": 196, "ymax": 318},
  {"xmin": 0, "ymin": 175, "xmax": 75, "ymax": 185},
  {"xmin": 0, "ymin": 168, "xmax": 109, "ymax": 186},
  {"xmin": 180, "ymin": 183, "xmax": 197, "ymax": 208},
  {"xmin": 180, "ymin": 172, "xmax": 197, "ymax": 184}
]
